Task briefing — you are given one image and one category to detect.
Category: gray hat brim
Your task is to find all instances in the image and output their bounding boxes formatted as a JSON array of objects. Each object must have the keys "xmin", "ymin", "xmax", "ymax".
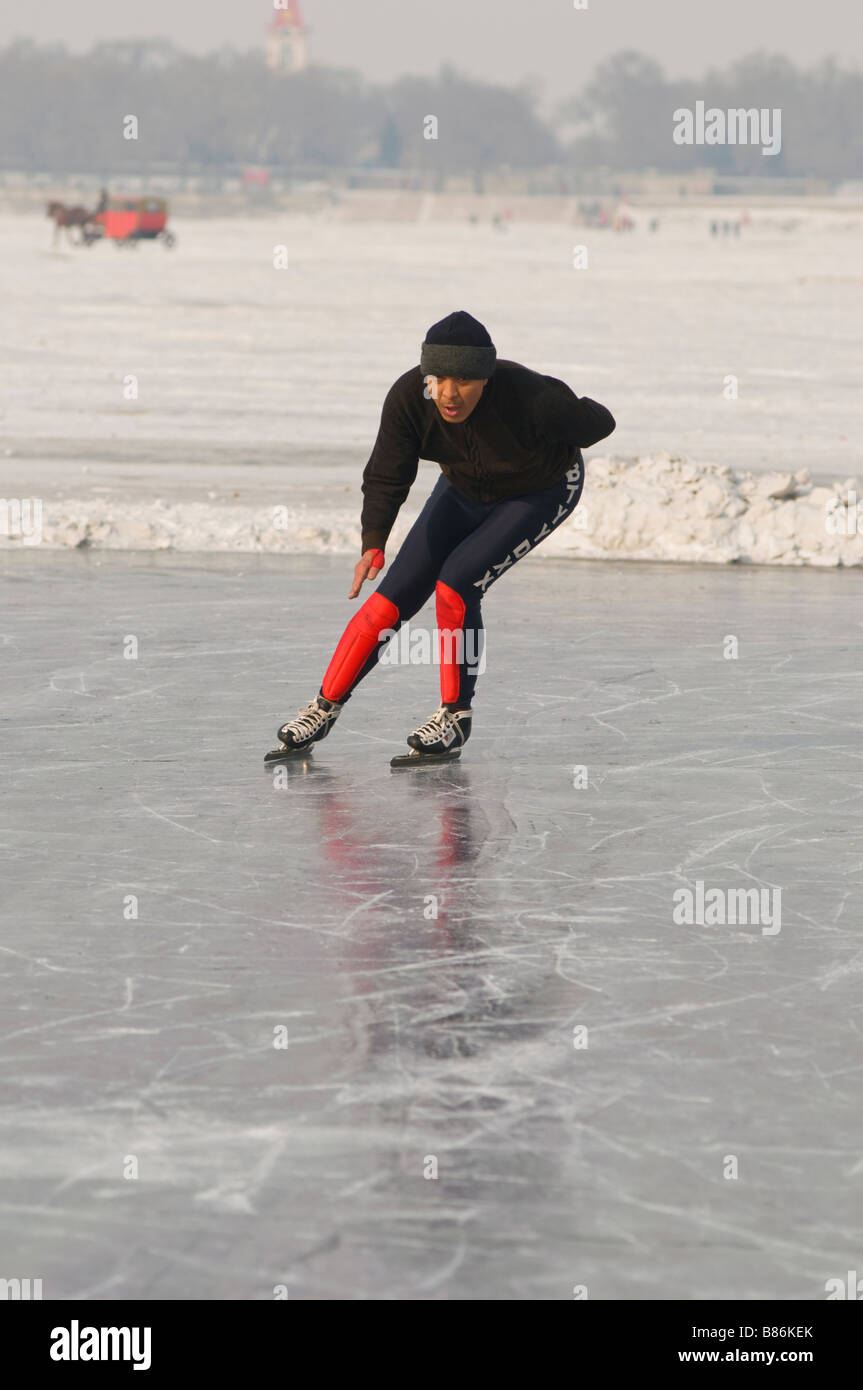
[{"xmin": 420, "ymin": 343, "xmax": 496, "ymax": 380}]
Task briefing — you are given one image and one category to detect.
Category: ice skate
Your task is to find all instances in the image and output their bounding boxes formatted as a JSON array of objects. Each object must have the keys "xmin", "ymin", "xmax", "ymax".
[
  {"xmin": 265, "ymin": 694, "xmax": 342, "ymax": 762},
  {"xmin": 390, "ymin": 705, "xmax": 472, "ymax": 768}
]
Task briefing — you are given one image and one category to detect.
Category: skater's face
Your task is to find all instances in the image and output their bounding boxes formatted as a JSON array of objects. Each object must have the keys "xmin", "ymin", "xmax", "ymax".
[{"xmin": 428, "ymin": 376, "xmax": 487, "ymax": 424}]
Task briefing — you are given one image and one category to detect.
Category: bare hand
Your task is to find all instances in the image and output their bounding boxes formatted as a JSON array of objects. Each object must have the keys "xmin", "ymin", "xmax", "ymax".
[{"xmin": 349, "ymin": 549, "xmax": 385, "ymax": 599}]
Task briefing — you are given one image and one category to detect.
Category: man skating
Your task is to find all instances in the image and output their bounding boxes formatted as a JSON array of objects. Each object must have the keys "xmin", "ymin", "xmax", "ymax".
[{"xmin": 267, "ymin": 310, "xmax": 615, "ymax": 763}]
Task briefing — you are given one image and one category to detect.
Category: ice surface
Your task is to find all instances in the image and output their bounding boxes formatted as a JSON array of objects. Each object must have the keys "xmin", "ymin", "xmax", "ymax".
[{"xmin": 1, "ymin": 549, "xmax": 861, "ymax": 1299}]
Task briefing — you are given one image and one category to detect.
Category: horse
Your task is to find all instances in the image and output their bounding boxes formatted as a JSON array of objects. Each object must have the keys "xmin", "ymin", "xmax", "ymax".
[{"xmin": 46, "ymin": 201, "xmax": 97, "ymax": 246}]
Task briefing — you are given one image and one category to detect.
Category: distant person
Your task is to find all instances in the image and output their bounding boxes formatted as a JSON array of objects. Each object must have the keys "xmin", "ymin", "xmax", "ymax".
[
  {"xmin": 95, "ymin": 187, "xmax": 108, "ymax": 215},
  {"xmin": 267, "ymin": 311, "xmax": 615, "ymax": 764}
]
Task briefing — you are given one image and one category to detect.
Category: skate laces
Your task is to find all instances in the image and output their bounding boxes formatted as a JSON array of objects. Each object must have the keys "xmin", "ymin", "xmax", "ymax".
[
  {"xmin": 414, "ymin": 706, "xmax": 454, "ymax": 744},
  {"xmin": 288, "ymin": 699, "xmax": 330, "ymax": 739}
]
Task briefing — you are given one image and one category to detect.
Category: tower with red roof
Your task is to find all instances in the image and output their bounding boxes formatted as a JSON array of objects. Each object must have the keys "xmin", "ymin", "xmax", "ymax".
[{"xmin": 266, "ymin": 0, "xmax": 309, "ymax": 74}]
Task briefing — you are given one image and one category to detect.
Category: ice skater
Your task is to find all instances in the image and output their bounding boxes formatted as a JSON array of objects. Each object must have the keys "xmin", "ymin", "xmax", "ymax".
[{"xmin": 267, "ymin": 310, "xmax": 615, "ymax": 765}]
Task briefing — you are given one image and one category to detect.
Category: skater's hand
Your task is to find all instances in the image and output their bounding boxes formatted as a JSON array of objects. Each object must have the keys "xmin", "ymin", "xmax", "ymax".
[{"xmin": 349, "ymin": 548, "xmax": 385, "ymax": 599}]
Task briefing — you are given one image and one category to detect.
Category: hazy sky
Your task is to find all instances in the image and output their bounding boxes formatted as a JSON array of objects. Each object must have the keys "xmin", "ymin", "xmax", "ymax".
[{"xmin": 7, "ymin": 0, "xmax": 861, "ymax": 102}]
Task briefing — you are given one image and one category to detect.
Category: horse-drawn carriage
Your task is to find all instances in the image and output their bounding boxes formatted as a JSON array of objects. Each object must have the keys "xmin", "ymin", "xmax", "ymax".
[{"xmin": 81, "ymin": 197, "xmax": 176, "ymax": 249}]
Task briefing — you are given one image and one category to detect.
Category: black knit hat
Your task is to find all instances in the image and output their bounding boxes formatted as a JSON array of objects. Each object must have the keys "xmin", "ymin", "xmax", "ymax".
[{"xmin": 420, "ymin": 310, "xmax": 497, "ymax": 380}]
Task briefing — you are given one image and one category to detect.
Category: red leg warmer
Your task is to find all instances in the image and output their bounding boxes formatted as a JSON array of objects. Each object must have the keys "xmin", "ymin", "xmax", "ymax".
[
  {"xmin": 436, "ymin": 580, "xmax": 466, "ymax": 706},
  {"xmin": 321, "ymin": 591, "xmax": 399, "ymax": 702}
]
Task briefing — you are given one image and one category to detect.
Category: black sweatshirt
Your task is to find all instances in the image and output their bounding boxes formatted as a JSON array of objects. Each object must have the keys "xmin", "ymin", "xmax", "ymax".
[{"xmin": 360, "ymin": 360, "xmax": 615, "ymax": 553}]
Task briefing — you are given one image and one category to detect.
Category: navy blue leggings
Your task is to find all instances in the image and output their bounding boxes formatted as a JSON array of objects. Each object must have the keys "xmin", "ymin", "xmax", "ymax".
[{"xmin": 321, "ymin": 453, "xmax": 584, "ymax": 708}]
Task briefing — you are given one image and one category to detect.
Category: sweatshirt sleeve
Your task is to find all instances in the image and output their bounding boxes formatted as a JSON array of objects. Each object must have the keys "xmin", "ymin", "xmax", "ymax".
[
  {"xmin": 360, "ymin": 378, "xmax": 422, "ymax": 554},
  {"xmin": 531, "ymin": 375, "xmax": 616, "ymax": 449}
]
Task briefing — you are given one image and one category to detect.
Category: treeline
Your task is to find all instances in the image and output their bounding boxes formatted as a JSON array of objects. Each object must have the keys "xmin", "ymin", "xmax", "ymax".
[
  {"xmin": 0, "ymin": 39, "xmax": 861, "ymax": 179},
  {"xmin": 563, "ymin": 51, "xmax": 863, "ymax": 180}
]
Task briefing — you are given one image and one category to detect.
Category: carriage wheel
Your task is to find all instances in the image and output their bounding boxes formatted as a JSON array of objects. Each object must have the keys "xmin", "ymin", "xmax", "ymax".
[{"xmin": 162, "ymin": 231, "xmax": 176, "ymax": 249}]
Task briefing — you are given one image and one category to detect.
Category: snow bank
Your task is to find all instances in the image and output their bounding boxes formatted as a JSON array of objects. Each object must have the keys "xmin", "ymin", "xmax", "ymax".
[
  {"xmin": 546, "ymin": 456, "xmax": 863, "ymax": 567},
  {"xmin": 2, "ymin": 456, "xmax": 861, "ymax": 566}
]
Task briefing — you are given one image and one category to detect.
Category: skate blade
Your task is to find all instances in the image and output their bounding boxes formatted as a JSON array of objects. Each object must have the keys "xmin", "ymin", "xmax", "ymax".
[
  {"xmin": 390, "ymin": 749, "xmax": 462, "ymax": 768},
  {"xmin": 264, "ymin": 744, "xmax": 314, "ymax": 764}
]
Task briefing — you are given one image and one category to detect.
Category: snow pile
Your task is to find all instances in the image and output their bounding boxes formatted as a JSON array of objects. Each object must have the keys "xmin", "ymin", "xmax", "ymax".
[
  {"xmin": 2, "ymin": 456, "xmax": 861, "ymax": 566},
  {"xmin": 546, "ymin": 456, "xmax": 863, "ymax": 567},
  {"xmin": 6, "ymin": 497, "xmax": 366, "ymax": 556}
]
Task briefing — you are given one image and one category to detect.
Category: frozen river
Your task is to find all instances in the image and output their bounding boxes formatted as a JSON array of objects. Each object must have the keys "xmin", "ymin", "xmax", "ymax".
[
  {"xmin": 2, "ymin": 199, "xmax": 861, "ymax": 1300},
  {"xmin": 1, "ymin": 548, "xmax": 860, "ymax": 1299}
]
